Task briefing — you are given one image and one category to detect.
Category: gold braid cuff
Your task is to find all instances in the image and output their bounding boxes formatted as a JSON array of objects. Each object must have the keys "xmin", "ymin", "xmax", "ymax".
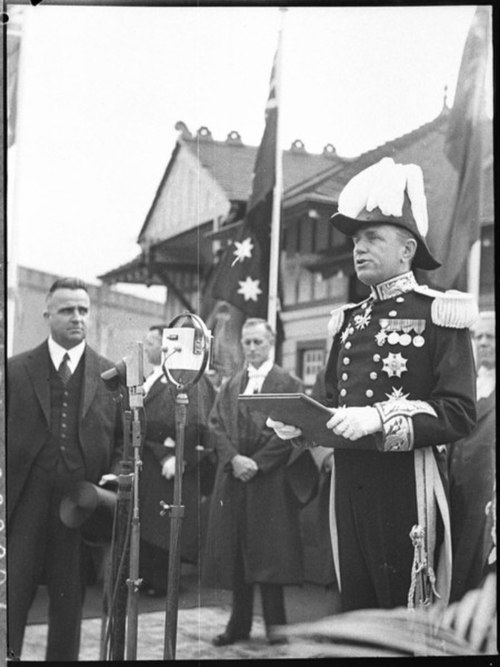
[{"xmin": 374, "ymin": 399, "xmax": 437, "ymax": 453}]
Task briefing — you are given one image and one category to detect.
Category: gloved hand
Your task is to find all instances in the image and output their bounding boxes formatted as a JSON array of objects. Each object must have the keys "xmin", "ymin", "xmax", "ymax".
[
  {"xmin": 326, "ymin": 406, "xmax": 382, "ymax": 441},
  {"xmin": 161, "ymin": 456, "xmax": 185, "ymax": 479},
  {"xmin": 266, "ymin": 417, "xmax": 303, "ymax": 440},
  {"xmin": 98, "ymin": 473, "xmax": 118, "ymax": 486},
  {"xmin": 231, "ymin": 454, "xmax": 258, "ymax": 482}
]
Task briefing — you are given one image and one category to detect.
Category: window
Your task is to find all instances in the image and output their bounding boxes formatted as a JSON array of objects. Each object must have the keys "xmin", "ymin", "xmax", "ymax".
[{"xmin": 299, "ymin": 345, "xmax": 326, "ymax": 391}]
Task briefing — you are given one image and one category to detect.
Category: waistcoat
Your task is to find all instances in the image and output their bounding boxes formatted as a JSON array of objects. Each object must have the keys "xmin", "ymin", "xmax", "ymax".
[{"xmin": 35, "ymin": 355, "xmax": 85, "ymax": 472}]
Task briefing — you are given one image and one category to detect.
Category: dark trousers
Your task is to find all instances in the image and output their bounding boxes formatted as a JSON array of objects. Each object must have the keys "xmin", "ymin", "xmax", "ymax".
[
  {"xmin": 8, "ymin": 463, "xmax": 86, "ymax": 661},
  {"xmin": 225, "ymin": 531, "xmax": 286, "ymax": 638},
  {"xmin": 139, "ymin": 539, "xmax": 169, "ymax": 593}
]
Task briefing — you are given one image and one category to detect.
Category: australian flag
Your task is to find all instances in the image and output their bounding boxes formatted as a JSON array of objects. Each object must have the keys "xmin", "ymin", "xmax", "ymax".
[{"xmin": 211, "ymin": 50, "xmax": 278, "ymax": 319}]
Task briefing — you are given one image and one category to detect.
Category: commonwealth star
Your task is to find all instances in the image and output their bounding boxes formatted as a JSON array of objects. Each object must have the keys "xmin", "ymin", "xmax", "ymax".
[{"xmin": 231, "ymin": 237, "xmax": 254, "ymax": 267}]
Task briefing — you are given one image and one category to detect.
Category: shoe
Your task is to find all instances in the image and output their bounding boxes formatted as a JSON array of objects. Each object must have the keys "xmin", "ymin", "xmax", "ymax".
[{"xmin": 212, "ymin": 631, "xmax": 249, "ymax": 647}]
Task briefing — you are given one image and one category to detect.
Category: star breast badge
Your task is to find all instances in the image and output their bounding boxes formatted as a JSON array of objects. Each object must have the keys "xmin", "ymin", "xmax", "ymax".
[
  {"xmin": 382, "ymin": 353, "xmax": 408, "ymax": 378},
  {"xmin": 353, "ymin": 305, "xmax": 372, "ymax": 330}
]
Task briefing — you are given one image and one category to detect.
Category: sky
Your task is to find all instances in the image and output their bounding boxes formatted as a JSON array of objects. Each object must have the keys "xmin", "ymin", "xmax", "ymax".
[{"xmin": 7, "ymin": 3, "xmax": 481, "ymax": 303}]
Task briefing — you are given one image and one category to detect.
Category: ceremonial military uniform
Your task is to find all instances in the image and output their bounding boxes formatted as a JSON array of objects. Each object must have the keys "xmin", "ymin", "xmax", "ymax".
[{"xmin": 324, "ymin": 270, "xmax": 477, "ymax": 611}]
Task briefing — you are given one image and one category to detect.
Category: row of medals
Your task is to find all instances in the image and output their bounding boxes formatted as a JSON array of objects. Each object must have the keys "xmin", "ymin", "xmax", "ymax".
[{"xmin": 377, "ymin": 318, "xmax": 425, "ymax": 348}]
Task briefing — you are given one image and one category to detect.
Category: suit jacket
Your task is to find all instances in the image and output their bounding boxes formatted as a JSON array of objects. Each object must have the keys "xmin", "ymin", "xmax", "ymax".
[
  {"xmin": 7, "ymin": 340, "xmax": 123, "ymax": 520},
  {"xmin": 202, "ymin": 364, "xmax": 306, "ymax": 589}
]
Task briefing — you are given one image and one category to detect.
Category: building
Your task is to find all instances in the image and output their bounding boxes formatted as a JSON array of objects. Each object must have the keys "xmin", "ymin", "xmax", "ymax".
[{"xmin": 100, "ymin": 106, "xmax": 494, "ymax": 389}]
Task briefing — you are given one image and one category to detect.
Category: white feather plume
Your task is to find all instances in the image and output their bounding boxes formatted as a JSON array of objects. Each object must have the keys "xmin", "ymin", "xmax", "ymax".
[
  {"xmin": 404, "ymin": 164, "xmax": 428, "ymax": 237},
  {"xmin": 338, "ymin": 158, "xmax": 430, "ymax": 239}
]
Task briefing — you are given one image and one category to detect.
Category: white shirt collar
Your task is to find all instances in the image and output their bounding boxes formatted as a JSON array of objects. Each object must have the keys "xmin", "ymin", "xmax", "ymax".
[
  {"xmin": 247, "ymin": 358, "xmax": 274, "ymax": 378},
  {"xmin": 477, "ymin": 365, "xmax": 496, "ymax": 400},
  {"xmin": 48, "ymin": 337, "xmax": 86, "ymax": 373}
]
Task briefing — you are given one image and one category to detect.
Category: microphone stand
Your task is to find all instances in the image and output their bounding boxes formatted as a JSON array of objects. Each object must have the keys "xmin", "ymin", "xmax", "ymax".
[
  {"xmin": 107, "ymin": 413, "xmax": 133, "ymax": 661},
  {"xmin": 125, "ymin": 380, "xmax": 144, "ymax": 660},
  {"xmin": 100, "ymin": 343, "xmax": 144, "ymax": 661},
  {"xmin": 160, "ymin": 313, "xmax": 212, "ymax": 660},
  {"xmin": 162, "ymin": 389, "xmax": 188, "ymax": 660}
]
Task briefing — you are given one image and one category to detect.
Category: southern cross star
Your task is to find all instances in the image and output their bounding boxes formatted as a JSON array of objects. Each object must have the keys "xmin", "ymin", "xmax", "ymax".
[
  {"xmin": 237, "ymin": 276, "xmax": 262, "ymax": 302},
  {"xmin": 231, "ymin": 237, "xmax": 254, "ymax": 267}
]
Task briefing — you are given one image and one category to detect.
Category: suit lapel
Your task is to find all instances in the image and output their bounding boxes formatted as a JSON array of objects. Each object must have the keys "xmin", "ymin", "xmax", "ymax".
[
  {"xmin": 25, "ymin": 342, "xmax": 51, "ymax": 424},
  {"xmin": 230, "ymin": 370, "xmax": 246, "ymax": 434},
  {"xmin": 81, "ymin": 346, "xmax": 100, "ymax": 418},
  {"xmin": 260, "ymin": 365, "xmax": 282, "ymax": 393}
]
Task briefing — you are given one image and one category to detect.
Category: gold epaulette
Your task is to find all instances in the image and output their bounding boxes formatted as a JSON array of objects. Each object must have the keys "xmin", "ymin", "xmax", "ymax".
[
  {"xmin": 414, "ymin": 285, "xmax": 479, "ymax": 329},
  {"xmin": 327, "ymin": 301, "xmax": 358, "ymax": 338}
]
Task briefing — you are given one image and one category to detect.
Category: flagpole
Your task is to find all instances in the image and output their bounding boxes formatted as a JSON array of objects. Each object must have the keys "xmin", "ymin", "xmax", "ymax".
[
  {"xmin": 467, "ymin": 240, "xmax": 481, "ymax": 302},
  {"xmin": 267, "ymin": 8, "xmax": 286, "ymax": 331}
]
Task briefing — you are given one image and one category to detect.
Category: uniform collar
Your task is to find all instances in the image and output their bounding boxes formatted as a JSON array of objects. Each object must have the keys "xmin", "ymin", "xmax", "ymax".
[{"xmin": 370, "ymin": 271, "xmax": 418, "ymax": 301}]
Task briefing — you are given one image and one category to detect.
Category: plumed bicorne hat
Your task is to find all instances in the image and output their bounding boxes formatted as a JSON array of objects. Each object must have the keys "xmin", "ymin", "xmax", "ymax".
[{"xmin": 330, "ymin": 157, "xmax": 441, "ymax": 270}]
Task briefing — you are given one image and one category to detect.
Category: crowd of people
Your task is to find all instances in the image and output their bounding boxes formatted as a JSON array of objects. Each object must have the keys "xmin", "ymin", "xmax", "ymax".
[{"xmin": 6, "ymin": 158, "xmax": 495, "ymax": 660}]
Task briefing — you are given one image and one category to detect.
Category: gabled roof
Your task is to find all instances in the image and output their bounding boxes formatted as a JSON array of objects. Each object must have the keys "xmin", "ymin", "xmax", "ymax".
[
  {"xmin": 138, "ymin": 122, "xmax": 346, "ymax": 244},
  {"xmin": 179, "ymin": 124, "xmax": 344, "ymax": 201}
]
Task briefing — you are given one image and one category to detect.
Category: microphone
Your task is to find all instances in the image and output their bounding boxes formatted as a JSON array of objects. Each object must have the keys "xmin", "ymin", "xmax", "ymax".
[{"xmin": 101, "ymin": 359, "xmax": 127, "ymax": 385}]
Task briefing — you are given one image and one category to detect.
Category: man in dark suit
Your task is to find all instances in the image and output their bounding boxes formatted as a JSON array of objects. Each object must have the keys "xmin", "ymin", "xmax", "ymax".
[
  {"xmin": 138, "ymin": 324, "xmax": 215, "ymax": 597},
  {"xmin": 203, "ymin": 317, "xmax": 307, "ymax": 646},
  {"xmin": 7, "ymin": 277, "xmax": 123, "ymax": 661}
]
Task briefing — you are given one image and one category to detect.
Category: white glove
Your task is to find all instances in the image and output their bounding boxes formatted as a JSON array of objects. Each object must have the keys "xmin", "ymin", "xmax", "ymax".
[
  {"xmin": 161, "ymin": 456, "xmax": 176, "ymax": 479},
  {"xmin": 266, "ymin": 417, "xmax": 303, "ymax": 440},
  {"xmin": 326, "ymin": 406, "xmax": 382, "ymax": 441},
  {"xmin": 98, "ymin": 473, "xmax": 118, "ymax": 486},
  {"xmin": 163, "ymin": 436, "xmax": 176, "ymax": 448}
]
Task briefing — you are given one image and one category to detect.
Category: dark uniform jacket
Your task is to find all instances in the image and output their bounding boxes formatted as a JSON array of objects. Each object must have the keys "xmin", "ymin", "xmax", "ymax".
[
  {"xmin": 323, "ymin": 271, "xmax": 477, "ymax": 608},
  {"xmin": 7, "ymin": 341, "xmax": 123, "ymax": 521},
  {"xmin": 138, "ymin": 373, "xmax": 215, "ymax": 563},
  {"xmin": 202, "ymin": 364, "xmax": 305, "ymax": 589}
]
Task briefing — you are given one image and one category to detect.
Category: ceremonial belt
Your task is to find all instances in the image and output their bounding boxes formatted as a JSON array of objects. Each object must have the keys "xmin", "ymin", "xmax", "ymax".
[{"xmin": 408, "ymin": 447, "xmax": 451, "ymax": 611}]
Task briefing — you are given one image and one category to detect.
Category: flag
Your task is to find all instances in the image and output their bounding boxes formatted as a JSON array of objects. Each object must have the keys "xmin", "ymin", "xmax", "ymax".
[
  {"xmin": 431, "ymin": 5, "xmax": 492, "ymax": 290},
  {"xmin": 211, "ymin": 50, "xmax": 278, "ymax": 320}
]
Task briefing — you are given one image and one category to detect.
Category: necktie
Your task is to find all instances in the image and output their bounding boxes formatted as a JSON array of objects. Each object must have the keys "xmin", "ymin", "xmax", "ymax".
[{"xmin": 58, "ymin": 352, "xmax": 72, "ymax": 385}]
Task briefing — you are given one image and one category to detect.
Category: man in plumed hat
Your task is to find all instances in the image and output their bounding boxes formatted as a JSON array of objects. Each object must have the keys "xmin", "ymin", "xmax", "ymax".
[{"xmin": 268, "ymin": 157, "xmax": 477, "ymax": 612}]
